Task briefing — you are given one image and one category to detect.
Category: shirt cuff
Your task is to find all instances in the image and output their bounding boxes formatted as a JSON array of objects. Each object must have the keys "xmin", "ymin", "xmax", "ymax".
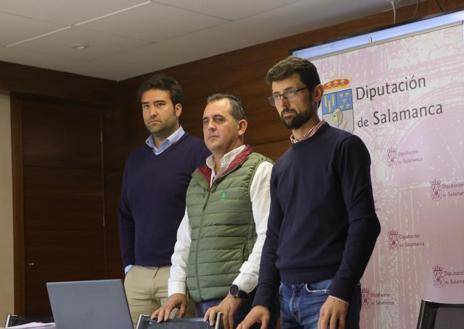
[
  {"xmin": 168, "ymin": 280, "xmax": 186, "ymax": 296},
  {"xmin": 124, "ymin": 264, "xmax": 133, "ymax": 274},
  {"xmin": 232, "ymin": 272, "xmax": 258, "ymax": 294}
]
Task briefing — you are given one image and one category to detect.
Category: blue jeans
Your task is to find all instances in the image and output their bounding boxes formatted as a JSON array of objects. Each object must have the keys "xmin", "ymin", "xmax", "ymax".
[{"xmin": 279, "ymin": 279, "xmax": 361, "ymax": 329}]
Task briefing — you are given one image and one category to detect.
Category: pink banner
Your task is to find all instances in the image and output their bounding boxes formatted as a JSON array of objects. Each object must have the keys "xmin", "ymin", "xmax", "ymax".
[{"xmin": 313, "ymin": 25, "xmax": 464, "ymax": 329}]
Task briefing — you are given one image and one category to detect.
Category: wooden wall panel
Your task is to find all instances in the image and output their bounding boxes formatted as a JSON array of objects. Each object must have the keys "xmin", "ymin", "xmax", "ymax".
[
  {"xmin": 4, "ymin": 58, "xmax": 122, "ymax": 312},
  {"xmin": 12, "ymin": 94, "xmax": 107, "ymax": 315},
  {"xmin": 436, "ymin": 0, "xmax": 464, "ymax": 11},
  {"xmin": 0, "ymin": 61, "xmax": 116, "ymax": 105},
  {"xmin": 11, "ymin": 96, "xmax": 25, "ymax": 313},
  {"xmin": 101, "ymin": 89, "xmax": 132, "ymax": 278}
]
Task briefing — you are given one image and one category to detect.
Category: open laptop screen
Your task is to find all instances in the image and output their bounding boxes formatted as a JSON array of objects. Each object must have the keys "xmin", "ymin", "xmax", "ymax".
[{"xmin": 46, "ymin": 279, "xmax": 133, "ymax": 329}]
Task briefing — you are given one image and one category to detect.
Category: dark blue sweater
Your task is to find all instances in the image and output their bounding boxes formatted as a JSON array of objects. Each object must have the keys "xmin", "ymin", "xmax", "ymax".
[
  {"xmin": 254, "ymin": 123, "xmax": 380, "ymax": 306},
  {"xmin": 118, "ymin": 133, "xmax": 209, "ymax": 268}
]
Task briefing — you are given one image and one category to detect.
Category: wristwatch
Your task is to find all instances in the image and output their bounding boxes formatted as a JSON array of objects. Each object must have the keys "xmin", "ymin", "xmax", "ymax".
[{"xmin": 229, "ymin": 284, "xmax": 250, "ymax": 299}]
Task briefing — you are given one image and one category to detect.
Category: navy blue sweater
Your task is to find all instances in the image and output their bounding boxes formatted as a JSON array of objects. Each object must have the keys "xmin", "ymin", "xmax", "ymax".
[
  {"xmin": 118, "ymin": 133, "xmax": 209, "ymax": 268},
  {"xmin": 254, "ymin": 123, "xmax": 380, "ymax": 306}
]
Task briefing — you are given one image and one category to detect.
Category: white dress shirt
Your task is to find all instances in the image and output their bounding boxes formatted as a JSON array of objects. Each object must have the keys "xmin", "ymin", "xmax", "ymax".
[{"xmin": 168, "ymin": 145, "xmax": 273, "ymax": 296}]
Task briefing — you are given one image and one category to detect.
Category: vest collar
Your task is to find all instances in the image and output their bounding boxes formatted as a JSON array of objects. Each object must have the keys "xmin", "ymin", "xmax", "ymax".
[{"xmin": 197, "ymin": 144, "xmax": 253, "ymax": 183}]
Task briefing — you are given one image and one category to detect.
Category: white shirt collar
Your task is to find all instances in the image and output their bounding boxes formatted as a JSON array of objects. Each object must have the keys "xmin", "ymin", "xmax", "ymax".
[
  {"xmin": 145, "ymin": 126, "xmax": 185, "ymax": 155},
  {"xmin": 206, "ymin": 144, "xmax": 246, "ymax": 183}
]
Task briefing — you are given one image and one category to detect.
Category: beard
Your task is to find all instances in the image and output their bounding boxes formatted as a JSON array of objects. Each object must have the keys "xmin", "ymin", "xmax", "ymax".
[
  {"xmin": 280, "ymin": 106, "xmax": 313, "ymax": 129},
  {"xmin": 144, "ymin": 108, "xmax": 178, "ymax": 136}
]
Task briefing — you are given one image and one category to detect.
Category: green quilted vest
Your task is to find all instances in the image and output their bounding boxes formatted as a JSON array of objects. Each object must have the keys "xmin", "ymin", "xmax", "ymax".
[{"xmin": 185, "ymin": 148, "xmax": 270, "ymax": 302}]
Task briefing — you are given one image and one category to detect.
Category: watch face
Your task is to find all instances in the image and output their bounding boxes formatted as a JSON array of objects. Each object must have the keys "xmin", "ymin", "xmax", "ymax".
[
  {"xmin": 230, "ymin": 284, "xmax": 239, "ymax": 296},
  {"xmin": 230, "ymin": 285, "xmax": 248, "ymax": 298}
]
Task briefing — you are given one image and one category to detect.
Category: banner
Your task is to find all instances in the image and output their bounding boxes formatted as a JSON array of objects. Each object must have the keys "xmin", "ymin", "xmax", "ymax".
[{"xmin": 313, "ymin": 24, "xmax": 464, "ymax": 329}]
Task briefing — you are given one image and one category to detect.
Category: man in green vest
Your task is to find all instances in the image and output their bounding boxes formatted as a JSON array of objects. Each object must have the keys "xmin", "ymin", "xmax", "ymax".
[{"xmin": 152, "ymin": 94, "xmax": 274, "ymax": 329}]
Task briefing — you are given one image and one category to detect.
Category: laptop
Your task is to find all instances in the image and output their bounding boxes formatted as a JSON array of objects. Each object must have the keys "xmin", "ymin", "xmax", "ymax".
[
  {"xmin": 46, "ymin": 279, "xmax": 133, "ymax": 329},
  {"xmin": 137, "ymin": 314, "xmax": 222, "ymax": 329}
]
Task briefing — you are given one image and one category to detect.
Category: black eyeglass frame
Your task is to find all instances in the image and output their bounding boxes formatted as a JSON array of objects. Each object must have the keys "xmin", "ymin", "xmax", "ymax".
[{"xmin": 267, "ymin": 86, "xmax": 308, "ymax": 107}]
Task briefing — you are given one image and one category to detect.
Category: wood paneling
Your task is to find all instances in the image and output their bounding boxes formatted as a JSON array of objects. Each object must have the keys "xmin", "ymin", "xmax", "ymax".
[
  {"xmin": 11, "ymin": 96, "xmax": 25, "ymax": 313},
  {"xmin": 436, "ymin": 0, "xmax": 464, "ymax": 11},
  {"xmin": 12, "ymin": 94, "xmax": 107, "ymax": 315},
  {"xmin": 4, "ymin": 58, "xmax": 125, "ymax": 313},
  {"xmin": 0, "ymin": 61, "xmax": 116, "ymax": 105},
  {"xmin": 101, "ymin": 85, "xmax": 132, "ymax": 278}
]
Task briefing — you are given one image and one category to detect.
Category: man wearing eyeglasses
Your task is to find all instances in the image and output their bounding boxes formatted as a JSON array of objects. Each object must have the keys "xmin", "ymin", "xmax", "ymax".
[{"xmin": 238, "ymin": 57, "xmax": 380, "ymax": 329}]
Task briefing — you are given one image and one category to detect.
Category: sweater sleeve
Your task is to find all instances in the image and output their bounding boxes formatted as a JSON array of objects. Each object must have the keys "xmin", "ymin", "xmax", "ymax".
[
  {"xmin": 330, "ymin": 135, "xmax": 381, "ymax": 301},
  {"xmin": 118, "ymin": 160, "xmax": 135, "ymax": 268},
  {"xmin": 191, "ymin": 138, "xmax": 210, "ymax": 169},
  {"xmin": 252, "ymin": 168, "xmax": 283, "ymax": 309}
]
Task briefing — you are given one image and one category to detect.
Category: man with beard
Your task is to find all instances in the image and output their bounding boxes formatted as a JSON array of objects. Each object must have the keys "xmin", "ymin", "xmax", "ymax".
[
  {"xmin": 238, "ymin": 57, "xmax": 381, "ymax": 329},
  {"xmin": 119, "ymin": 73, "xmax": 209, "ymax": 325}
]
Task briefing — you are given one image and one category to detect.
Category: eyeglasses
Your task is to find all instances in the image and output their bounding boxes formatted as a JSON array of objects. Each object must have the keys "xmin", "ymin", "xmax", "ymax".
[{"xmin": 267, "ymin": 87, "xmax": 307, "ymax": 107}]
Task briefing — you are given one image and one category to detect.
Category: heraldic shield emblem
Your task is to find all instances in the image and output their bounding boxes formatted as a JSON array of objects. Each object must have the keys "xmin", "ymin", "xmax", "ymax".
[{"xmin": 321, "ymin": 79, "xmax": 354, "ymax": 133}]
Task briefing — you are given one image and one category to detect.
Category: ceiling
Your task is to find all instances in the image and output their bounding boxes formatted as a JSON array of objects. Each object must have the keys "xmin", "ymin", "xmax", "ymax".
[{"xmin": 0, "ymin": 0, "xmax": 412, "ymax": 81}]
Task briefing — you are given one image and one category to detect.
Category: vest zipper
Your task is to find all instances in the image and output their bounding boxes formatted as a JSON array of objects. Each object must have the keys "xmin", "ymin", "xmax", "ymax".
[{"xmin": 195, "ymin": 183, "xmax": 211, "ymax": 301}]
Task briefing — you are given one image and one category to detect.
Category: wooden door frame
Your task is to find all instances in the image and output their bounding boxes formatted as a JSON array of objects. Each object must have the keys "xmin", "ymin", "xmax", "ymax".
[{"xmin": 11, "ymin": 93, "xmax": 25, "ymax": 314}]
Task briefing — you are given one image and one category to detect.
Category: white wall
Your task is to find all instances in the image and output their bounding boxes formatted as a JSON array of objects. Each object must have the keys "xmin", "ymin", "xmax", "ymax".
[{"xmin": 0, "ymin": 92, "xmax": 14, "ymax": 317}]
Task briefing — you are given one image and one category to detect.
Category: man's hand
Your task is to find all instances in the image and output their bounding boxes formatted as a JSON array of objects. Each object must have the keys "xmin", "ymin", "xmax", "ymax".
[
  {"xmin": 204, "ymin": 294, "xmax": 243, "ymax": 329},
  {"xmin": 151, "ymin": 293, "xmax": 187, "ymax": 322},
  {"xmin": 317, "ymin": 296, "xmax": 349, "ymax": 329},
  {"xmin": 237, "ymin": 305, "xmax": 270, "ymax": 329}
]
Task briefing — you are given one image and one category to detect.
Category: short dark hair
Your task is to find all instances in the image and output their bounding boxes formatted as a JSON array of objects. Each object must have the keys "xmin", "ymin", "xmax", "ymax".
[
  {"xmin": 137, "ymin": 73, "xmax": 184, "ymax": 105},
  {"xmin": 206, "ymin": 93, "xmax": 246, "ymax": 121},
  {"xmin": 266, "ymin": 56, "xmax": 321, "ymax": 91}
]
